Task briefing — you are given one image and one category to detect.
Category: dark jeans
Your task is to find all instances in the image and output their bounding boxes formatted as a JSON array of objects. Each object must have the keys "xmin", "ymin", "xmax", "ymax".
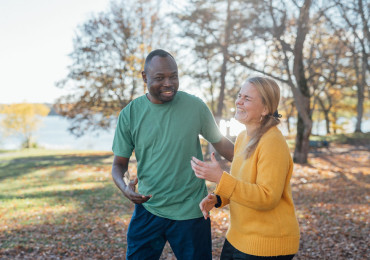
[
  {"xmin": 221, "ymin": 239, "xmax": 295, "ymax": 260},
  {"xmin": 126, "ymin": 204, "xmax": 212, "ymax": 260}
]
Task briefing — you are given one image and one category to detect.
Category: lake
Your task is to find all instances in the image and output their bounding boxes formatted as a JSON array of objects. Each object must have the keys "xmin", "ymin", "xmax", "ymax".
[
  {"xmin": 0, "ymin": 116, "xmax": 115, "ymax": 151},
  {"xmin": 0, "ymin": 115, "xmax": 368, "ymax": 151}
]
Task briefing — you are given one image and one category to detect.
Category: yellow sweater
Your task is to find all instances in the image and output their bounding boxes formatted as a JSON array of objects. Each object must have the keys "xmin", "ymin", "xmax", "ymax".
[{"xmin": 214, "ymin": 126, "xmax": 300, "ymax": 256}]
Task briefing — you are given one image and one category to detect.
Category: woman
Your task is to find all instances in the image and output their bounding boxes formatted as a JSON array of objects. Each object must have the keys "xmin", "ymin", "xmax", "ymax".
[{"xmin": 191, "ymin": 76, "xmax": 300, "ymax": 259}]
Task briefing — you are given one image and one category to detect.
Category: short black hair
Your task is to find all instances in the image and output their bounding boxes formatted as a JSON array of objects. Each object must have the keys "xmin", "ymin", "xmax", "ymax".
[{"xmin": 144, "ymin": 49, "xmax": 175, "ymax": 72}]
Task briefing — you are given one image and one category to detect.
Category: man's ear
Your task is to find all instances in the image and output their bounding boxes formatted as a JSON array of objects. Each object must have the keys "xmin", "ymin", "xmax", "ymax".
[{"xmin": 142, "ymin": 71, "xmax": 147, "ymax": 83}]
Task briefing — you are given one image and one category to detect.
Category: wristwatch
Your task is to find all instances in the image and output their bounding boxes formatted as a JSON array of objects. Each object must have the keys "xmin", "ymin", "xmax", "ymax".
[{"xmin": 214, "ymin": 194, "xmax": 222, "ymax": 208}]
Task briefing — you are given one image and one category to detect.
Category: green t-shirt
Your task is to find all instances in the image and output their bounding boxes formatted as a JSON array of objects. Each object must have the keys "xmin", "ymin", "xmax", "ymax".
[{"xmin": 112, "ymin": 91, "xmax": 222, "ymax": 220}]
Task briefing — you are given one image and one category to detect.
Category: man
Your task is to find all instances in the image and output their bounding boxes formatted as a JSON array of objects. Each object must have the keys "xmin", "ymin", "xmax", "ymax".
[{"xmin": 111, "ymin": 49, "xmax": 234, "ymax": 259}]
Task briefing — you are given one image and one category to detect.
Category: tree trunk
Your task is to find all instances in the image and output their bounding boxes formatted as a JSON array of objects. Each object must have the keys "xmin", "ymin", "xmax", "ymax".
[
  {"xmin": 286, "ymin": 117, "xmax": 291, "ymax": 134},
  {"xmin": 215, "ymin": 0, "xmax": 232, "ymax": 123},
  {"xmin": 356, "ymin": 0, "xmax": 369, "ymax": 132},
  {"xmin": 317, "ymin": 97, "xmax": 331, "ymax": 135},
  {"xmin": 292, "ymin": 98, "xmax": 312, "ymax": 164},
  {"xmin": 216, "ymin": 53, "xmax": 227, "ymax": 123},
  {"xmin": 292, "ymin": 0, "xmax": 312, "ymax": 164},
  {"xmin": 355, "ymin": 85, "xmax": 364, "ymax": 133},
  {"xmin": 25, "ymin": 136, "xmax": 31, "ymax": 149},
  {"xmin": 354, "ymin": 56, "xmax": 366, "ymax": 133},
  {"xmin": 332, "ymin": 111, "xmax": 338, "ymax": 134},
  {"xmin": 294, "ymin": 114, "xmax": 312, "ymax": 163},
  {"xmin": 293, "ymin": 92, "xmax": 312, "ymax": 163},
  {"xmin": 325, "ymin": 111, "xmax": 330, "ymax": 135}
]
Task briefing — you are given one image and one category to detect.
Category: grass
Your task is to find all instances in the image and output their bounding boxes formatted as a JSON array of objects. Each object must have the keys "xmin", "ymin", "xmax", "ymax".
[
  {"xmin": 284, "ymin": 132, "xmax": 370, "ymax": 148},
  {"xmin": 310, "ymin": 131, "xmax": 370, "ymax": 144},
  {"xmin": 0, "ymin": 149, "xmax": 133, "ymax": 258}
]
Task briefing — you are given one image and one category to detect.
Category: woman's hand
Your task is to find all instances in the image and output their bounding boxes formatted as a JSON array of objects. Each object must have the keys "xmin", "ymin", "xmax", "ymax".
[
  {"xmin": 199, "ymin": 193, "xmax": 217, "ymax": 219},
  {"xmin": 191, "ymin": 152, "xmax": 223, "ymax": 183}
]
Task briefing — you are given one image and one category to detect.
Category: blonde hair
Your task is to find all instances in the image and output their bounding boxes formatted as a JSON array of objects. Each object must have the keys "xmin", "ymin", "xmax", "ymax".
[{"xmin": 244, "ymin": 76, "xmax": 281, "ymax": 158}]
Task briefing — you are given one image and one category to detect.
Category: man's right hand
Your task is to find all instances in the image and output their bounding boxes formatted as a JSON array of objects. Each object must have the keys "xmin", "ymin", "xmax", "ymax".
[
  {"xmin": 124, "ymin": 177, "xmax": 152, "ymax": 204},
  {"xmin": 112, "ymin": 155, "xmax": 151, "ymax": 204}
]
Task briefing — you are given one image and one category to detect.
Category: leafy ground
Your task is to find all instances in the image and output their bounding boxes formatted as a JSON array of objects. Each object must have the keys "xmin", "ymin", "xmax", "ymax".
[{"xmin": 0, "ymin": 136, "xmax": 369, "ymax": 259}]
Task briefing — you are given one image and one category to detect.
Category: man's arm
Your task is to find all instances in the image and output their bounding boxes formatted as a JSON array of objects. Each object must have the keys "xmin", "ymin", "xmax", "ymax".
[
  {"xmin": 211, "ymin": 136, "xmax": 234, "ymax": 162},
  {"xmin": 111, "ymin": 155, "xmax": 151, "ymax": 204}
]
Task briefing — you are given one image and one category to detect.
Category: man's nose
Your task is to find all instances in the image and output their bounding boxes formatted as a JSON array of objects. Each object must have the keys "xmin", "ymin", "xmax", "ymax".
[{"xmin": 163, "ymin": 77, "xmax": 171, "ymax": 86}]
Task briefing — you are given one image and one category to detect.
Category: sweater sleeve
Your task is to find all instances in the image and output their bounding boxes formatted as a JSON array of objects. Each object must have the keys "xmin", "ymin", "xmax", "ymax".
[
  {"xmin": 214, "ymin": 172, "xmax": 232, "ymax": 207},
  {"xmin": 214, "ymin": 132, "xmax": 292, "ymax": 211}
]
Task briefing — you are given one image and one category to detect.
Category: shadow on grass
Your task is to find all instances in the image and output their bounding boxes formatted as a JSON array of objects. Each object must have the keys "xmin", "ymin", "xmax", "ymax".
[
  {"xmin": 0, "ymin": 196, "xmax": 132, "ymax": 258},
  {"xmin": 0, "ymin": 151, "xmax": 138, "ymax": 258},
  {"xmin": 1, "ymin": 184, "xmax": 134, "ymax": 258},
  {"xmin": 1, "ymin": 185, "xmax": 113, "ymax": 203},
  {"xmin": 0, "ymin": 153, "xmax": 113, "ymax": 181}
]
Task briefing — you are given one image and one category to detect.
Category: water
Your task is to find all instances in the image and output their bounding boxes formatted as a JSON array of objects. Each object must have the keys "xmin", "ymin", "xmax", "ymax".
[
  {"xmin": 0, "ymin": 116, "xmax": 116, "ymax": 151},
  {"xmin": 1, "ymin": 115, "xmax": 368, "ymax": 151},
  {"xmin": 220, "ymin": 117, "xmax": 370, "ymax": 137}
]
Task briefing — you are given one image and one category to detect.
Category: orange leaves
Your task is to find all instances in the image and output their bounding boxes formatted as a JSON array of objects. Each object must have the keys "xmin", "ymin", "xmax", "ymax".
[{"xmin": 292, "ymin": 143, "xmax": 369, "ymax": 259}]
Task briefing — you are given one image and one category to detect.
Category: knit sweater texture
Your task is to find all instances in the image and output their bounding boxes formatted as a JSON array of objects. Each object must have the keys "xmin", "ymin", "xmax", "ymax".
[{"xmin": 214, "ymin": 126, "xmax": 300, "ymax": 256}]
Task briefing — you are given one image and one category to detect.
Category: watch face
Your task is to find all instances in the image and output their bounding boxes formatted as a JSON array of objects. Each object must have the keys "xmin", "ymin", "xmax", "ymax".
[{"xmin": 215, "ymin": 195, "xmax": 222, "ymax": 208}]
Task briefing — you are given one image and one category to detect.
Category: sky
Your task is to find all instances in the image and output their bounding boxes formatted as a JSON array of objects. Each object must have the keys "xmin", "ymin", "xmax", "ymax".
[{"xmin": 0, "ymin": 0, "xmax": 112, "ymax": 104}]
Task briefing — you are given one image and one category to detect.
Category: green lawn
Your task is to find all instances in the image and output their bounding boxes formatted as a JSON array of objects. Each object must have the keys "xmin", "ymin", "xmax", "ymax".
[{"xmin": 0, "ymin": 149, "xmax": 134, "ymax": 258}]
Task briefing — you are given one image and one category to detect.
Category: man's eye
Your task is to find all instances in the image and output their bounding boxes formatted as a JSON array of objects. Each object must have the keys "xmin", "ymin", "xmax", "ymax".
[
  {"xmin": 155, "ymin": 77, "xmax": 163, "ymax": 80},
  {"xmin": 171, "ymin": 75, "xmax": 178, "ymax": 79}
]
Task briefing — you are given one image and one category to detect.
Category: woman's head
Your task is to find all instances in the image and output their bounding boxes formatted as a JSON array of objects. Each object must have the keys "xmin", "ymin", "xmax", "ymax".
[
  {"xmin": 235, "ymin": 77, "xmax": 280, "ymax": 125},
  {"xmin": 246, "ymin": 77, "xmax": 280, "ymax": 120},
  {"xmin": 236, "ymin": 76, "xmax": 282, "ymax": 158}
]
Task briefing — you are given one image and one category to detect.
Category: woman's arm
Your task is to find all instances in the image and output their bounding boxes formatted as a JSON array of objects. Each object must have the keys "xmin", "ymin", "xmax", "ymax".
[{"xmin": 215, "ymin": 138, "xmax": 292, "ymax": 210}]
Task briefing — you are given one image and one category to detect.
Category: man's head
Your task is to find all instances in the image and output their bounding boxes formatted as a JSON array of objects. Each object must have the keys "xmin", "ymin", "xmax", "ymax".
[{"xmin": 142, "ymin": 49, "xmax": 179, "ymax": 104}]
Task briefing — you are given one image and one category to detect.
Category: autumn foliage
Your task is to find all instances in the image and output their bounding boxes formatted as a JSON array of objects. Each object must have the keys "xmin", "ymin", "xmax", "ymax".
[{"xmin": 0, "ymin": 103, "xmax": 50, "ymax": 148}]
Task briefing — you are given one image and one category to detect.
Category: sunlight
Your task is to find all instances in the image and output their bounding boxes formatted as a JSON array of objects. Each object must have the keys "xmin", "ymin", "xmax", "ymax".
[
  {"xmin": 1, "ymin": 199, "xmax": 78, "ymax": 229},
  {"xmin": 219, "ymin": 118, "xmax": 245, "ymax": 137}
]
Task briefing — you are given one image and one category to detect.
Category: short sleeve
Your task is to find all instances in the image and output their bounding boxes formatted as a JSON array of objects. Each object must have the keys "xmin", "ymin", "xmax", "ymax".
[
  {"xmin": 199, "ymin": 101, "xmax": 222, "ymax": 143},
  {"xmin": 112, "ymin": 109, "xmax": 134, "ymax": 158}
]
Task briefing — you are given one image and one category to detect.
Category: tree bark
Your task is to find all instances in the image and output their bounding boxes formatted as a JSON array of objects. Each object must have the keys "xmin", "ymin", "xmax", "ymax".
[
  {"xmin": 354, "ymin": 54, "xmax": 366, "ymax": 133},
  {"xmin": 216, "ymin": 0, "xmax": 232, "ymax": 123},
  {"xmin": 292, "ymin": 0, "xmax": 313, "ymax": 164}
]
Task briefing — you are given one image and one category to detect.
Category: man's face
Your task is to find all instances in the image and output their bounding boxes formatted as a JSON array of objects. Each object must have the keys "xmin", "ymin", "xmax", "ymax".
[{"xmin": 142, "ymin": 56, "xmax": 179, "ymax": 104}]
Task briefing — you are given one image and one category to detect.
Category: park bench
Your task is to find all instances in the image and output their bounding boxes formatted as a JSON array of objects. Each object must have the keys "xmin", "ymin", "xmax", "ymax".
[{"xmin": 309, "ymin": 140, "xmax": 330, "ymax": 148}]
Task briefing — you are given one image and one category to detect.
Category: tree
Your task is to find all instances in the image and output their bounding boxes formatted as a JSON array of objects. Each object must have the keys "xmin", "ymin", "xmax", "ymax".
[
  {"xmin": 228, "ymin": 0, "xmax": 330, "ymax": 163},
  {"xmin": 324, "ymin": 0, "xmax": 369, "ymax": 133},
  {"xmin": 280, "ymin": 94, "xmax": 296, "ymax": 135},
  {"xmin": 172, "ymin": 0, "xmax": 262, "ymax": 122},
  {"xmin": 306, "ymin": 18, "xmax": 349, "ymax": 135},
  {"xmin": 0, "ymin": 103, "xmax": 50, "ymax": 148},
  {"xmin": 55, "ymin": 0, "xmax": 168, "ymax": 136}
]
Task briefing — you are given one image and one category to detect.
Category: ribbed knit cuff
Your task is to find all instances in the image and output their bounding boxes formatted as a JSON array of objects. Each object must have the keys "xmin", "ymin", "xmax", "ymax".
[
  {"xmin": 227, "ymin": 233, "xmax": 300, "ymax": 257},
  {"xmin": 214, "ymin": 171, "xmax": 237, "ymax": 199}
]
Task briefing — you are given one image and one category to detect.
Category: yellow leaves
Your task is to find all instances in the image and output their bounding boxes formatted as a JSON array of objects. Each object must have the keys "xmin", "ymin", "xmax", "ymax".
[
  {"xmin": 0, "ymin": 103, "xmax": 50, "ymax": 117},
  {"xmin": 0, "ymin": 103, "xmax": 50, "ymax": 137}
]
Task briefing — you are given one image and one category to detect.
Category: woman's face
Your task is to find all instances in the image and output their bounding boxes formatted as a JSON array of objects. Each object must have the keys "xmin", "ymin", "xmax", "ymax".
[{"xmin": 235, "ymin": 82, "xmax": 267, "ymax": 126}]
